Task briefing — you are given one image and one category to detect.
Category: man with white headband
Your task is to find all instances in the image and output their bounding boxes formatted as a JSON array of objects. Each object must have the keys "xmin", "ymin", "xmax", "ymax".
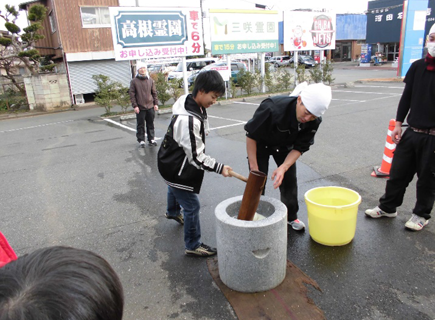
[
  {"xmin": 365, "ymin": 23, "xmax": 435, "ymax": 231},
  {"xmin": 244, "ymin": 82, "xmax": 332, "ymax": 230}
]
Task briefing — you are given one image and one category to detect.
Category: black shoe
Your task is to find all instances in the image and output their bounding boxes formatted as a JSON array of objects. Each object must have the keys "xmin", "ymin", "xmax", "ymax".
[
  {"xmin": 185, "ymin": 243, "xmax": 217, "ymax": 257},
  {"xmin": 149, "ymin": 140, "xmax": 157, "ymax": 146},
  {"xmin": 165, "ymin": 213, "xmax": 184, "ymax": 225}
]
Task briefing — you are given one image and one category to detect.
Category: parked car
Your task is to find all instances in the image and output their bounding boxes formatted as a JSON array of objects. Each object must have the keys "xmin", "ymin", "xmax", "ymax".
[
  {"xmin": 267, "ymin": 55, "xmax": 290, "ymax": 68},
  {"xmin": 147, "ymin": 63, "xmax": 176, "ymax": 74},
  {"xmin": 167, "ymin": 58, "xmax": 219, "ymax": 82},
  {"xmin": 289, "ymin": 55, "xmax": 317, "ymax": 68},
  {"xmin": 187, "ymin": 61, "xmax": 247, "ymax": 87}
]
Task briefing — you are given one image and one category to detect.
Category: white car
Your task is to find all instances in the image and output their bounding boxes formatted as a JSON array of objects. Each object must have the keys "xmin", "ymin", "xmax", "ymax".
[{"xmin": 167, "ymin": 58, "xmax": 219, "ymax": 81}]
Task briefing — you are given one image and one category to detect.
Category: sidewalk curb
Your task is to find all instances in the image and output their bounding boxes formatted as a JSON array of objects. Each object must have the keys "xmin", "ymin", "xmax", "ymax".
[{"xmin": 0, "ymin": 77, "xmax": 402, "ymax": 121}]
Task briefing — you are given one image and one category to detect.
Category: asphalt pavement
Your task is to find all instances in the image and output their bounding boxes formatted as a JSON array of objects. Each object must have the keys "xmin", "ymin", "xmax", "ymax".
[{"xmin": 3, "ymin": 62, "xmax": 434, "ymax": 320}]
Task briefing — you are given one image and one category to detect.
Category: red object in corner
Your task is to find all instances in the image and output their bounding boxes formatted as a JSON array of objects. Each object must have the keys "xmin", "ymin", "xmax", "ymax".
[{"xmin": 0, "ymin": 232, "xmax": 17, "ymax": 268}]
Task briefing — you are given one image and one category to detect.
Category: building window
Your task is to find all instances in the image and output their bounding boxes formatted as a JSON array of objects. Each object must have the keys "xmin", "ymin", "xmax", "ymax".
[
  {"xmin": 48, "ymin": 11, "xmax": 56, "ymax": 33},
  {"xmin": 80, "ymin": 7, "xmax": 110, "ymax": 28}
]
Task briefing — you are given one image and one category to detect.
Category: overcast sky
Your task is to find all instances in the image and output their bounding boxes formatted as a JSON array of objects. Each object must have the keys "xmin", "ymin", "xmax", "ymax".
[
  {"xmin": 206, "ymin": 0, "xmax": 369, "ymax": 13},
  {"xmin": 1, "ymin": 0, "xmax": 370, "ymax": 31},
  {"xmin": 1, "ymin": 0, "xmax": 29, "ymax": 31}
]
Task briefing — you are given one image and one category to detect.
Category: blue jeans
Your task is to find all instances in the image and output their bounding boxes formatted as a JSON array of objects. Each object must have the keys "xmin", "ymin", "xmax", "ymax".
[{"xmin": 167, "ymin": 186, "xmax": 201, "ymax": 250}]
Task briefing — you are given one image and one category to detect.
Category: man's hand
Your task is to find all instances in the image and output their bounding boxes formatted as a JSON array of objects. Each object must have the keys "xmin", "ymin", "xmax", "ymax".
[
  {"xmin": 154, "ymin": 105, "xmax": 159, "ymax": 111},
  {"xmin": 271, "ymin": 166, "xmax": 286, "ymax": 189},
  {"xmin": 134, "ymin": 106, "xmax": 140, "ymax": 114},
  {"xmin": 391, "ymin": 122, "xmax": 402, "ymax": 144},
  {"xmin": 221, "ymin": 165, "xmax": 233, "ymax": 177}
]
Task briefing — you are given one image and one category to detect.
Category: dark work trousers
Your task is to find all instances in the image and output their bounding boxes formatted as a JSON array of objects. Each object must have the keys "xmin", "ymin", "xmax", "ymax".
[
  {"xmin": 379, "ymin": 129, "xmax": 435, "ymax": 219},
  {"xmin": 136, "ymin": 108, "xmax": 155, "ymax": 143},
  {"xmin": 255, "ymin": 145, "xmax": 298, "ymax": 222}
]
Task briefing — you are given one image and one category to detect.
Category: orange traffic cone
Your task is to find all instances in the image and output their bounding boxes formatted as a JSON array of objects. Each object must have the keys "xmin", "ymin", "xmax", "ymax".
[{"xmin": 371, "ymin": 119, "xmax": 396, "ymax": 178}]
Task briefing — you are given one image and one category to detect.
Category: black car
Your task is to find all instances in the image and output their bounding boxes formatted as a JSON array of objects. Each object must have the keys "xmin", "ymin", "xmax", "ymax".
[{"xmin": 289, "ymin": 55, "xmax": 317, "ymax": 68}]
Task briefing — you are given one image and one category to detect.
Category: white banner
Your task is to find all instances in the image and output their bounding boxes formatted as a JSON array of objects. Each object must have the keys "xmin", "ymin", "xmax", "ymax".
[
  {"xmin": 109, "ymin": 7, "xmax": 204, "ymax": 61},
  {"xmin": 284, "ymin": 11, "xmax": 336, "ymax": 51},
  {"xmin": 209, "ymin": 9, "xmax": 279, "ymax": 55}
]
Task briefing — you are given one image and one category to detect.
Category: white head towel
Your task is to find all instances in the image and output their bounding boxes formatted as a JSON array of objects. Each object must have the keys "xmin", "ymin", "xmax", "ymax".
[{"xmin": 290, "ymin": 82, "xmax": 332, "ymax": 117}]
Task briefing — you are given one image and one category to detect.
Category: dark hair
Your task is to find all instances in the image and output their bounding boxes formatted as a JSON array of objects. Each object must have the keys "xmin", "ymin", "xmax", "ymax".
[
  {"xmin": 0, "ymin": 246, "xmax": 124, "ymax": 320},
  {"xmin": 192, "ymin": 69, "xmax": 225, "ymax": 97}
]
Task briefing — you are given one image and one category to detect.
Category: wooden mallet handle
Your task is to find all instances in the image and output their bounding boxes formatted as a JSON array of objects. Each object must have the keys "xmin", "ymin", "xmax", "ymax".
[{"xmin": 228, "ymin": 170, "xmax": 248, "ymax": 183}]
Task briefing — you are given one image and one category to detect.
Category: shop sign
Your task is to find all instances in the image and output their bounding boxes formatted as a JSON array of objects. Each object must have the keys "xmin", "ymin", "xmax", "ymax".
[
  {"xmin": 209, "ymin": 9, "xmax": 279, "ymax": 54},
  {"xmin": 284, "ymin": 11, "xmax": 336, "ymax": 51},
  {"xmin": 109, "ymin": 7, "xmax": 203, "ymax": 61}
]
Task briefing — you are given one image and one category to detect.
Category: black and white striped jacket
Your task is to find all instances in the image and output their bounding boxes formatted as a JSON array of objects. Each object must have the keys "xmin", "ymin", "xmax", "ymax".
[{"xmin": 157, "ymin": 94, "xmax": 224, "ymax": 194}]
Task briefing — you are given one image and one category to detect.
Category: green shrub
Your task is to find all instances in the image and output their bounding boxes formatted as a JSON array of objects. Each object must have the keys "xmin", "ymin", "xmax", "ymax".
[
  {"xmin": 0, "ymin": 88, "xmax": 27, "ymax": 111},
  {"xmin": 238, "ymin": 69, "xmax": 256, "ymax": 95},
  {"xmin": 322, "ymin": 60, "xmax": 335, "ymax": 85},
  {"xmin": 92, "ymin": 74, "xmax": 120, "ymax": 114},
  {"xmin": 229, "ymin": 80, "xmax": 239, "ymax": 98},
  {"xmin": 308, "ymin": 64, "xmax": 323, "ymax": 83},
  {"xmin": 296, "ymin": 64, "xmax": 308, "ymax": 84},
  {"xmin": 39, "ymin": 55, "xmax": 56, "ymax": 73},
  {"xmin": 264, "ymin": 71, "xmax": 276, "ymax": 92},
  {"xmin": 276, "ymin": 69, "xmax": 292, "ymax": 92},
  {"xmin": 152, "ymin": 73, "xmax": 171, "ymax": 105},
  {"xmin": 115, "ymin": 86, "xmax": 131, "ymax": 114},
  {"xmin": 254, "ymin": 69, "xmax": 263, "ymax": 93},
  {"xmin": 168, "ymin": 79, "xmax": 183, "ymax": 103}
]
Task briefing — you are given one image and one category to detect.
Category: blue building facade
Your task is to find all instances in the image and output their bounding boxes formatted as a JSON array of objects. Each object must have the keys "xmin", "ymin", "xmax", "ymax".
[
  {"xmin": 334, "ymin": 14, "xmax": 367, "ymax": 61},
  {"xmin": 366, "ymin": 0, "xmax": 435, "ymax": 61}
]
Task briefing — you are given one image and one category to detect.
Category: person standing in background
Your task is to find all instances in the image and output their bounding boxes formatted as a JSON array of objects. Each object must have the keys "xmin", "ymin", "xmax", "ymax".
[
  {"xmin": 365, "ymin": 23, "xmax": 435, "ymax": 231},
  {"xmin": 130, "ymin": 61, "xmax": 159, "ymax": 147}
]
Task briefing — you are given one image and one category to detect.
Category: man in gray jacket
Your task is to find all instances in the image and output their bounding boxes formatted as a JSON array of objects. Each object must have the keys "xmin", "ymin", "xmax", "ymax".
[{"xmin": 130, "ymin": 61, "xmax": 159, "ymax": 147}]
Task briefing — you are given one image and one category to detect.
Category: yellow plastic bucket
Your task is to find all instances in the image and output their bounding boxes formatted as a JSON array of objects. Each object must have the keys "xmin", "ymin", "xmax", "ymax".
[{"xmin": 304, "ymin": 186, "xmax": 361, "ymax": 246}]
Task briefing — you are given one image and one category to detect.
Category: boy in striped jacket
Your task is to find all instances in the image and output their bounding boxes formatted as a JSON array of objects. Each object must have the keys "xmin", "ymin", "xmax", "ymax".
[{"xmin": 158, "ymin": 70, "xmax": 232, "ymax": 257}]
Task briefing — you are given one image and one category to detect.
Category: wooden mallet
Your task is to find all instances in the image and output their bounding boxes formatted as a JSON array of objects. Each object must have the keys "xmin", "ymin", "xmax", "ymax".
[{"xmin": 229, "ymin": 170, "xmax": 267, "ymax": 221}]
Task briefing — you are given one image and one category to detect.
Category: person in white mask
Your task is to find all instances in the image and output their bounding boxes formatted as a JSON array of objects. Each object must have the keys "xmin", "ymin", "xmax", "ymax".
[
  {"xmin": 129, "ymin": 61, "xmax": 159, "ymax": 147},
  {"xmin": 244, "ymin": 82, "xmax": 332, "ymax": 231},
  {"xmin": 365, "ymin": 23, "xmax": 435, "ymax": 231}
]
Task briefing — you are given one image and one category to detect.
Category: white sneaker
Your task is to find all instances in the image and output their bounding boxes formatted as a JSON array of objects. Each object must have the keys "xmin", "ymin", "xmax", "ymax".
[
  {"xmin": 139, "ymin": 141, "xmax": 145, "ymax": 148},
  {"xmin": 149, "ymin": 140, "xmax": 157, "ymax": 146},
  {"xmin": 365, "ymin": 206, "xmax": 397, "ymax": 218},
  {"xmin": 288, "ymin": 219, "xmax": 305, "ymax": 231},
  {"xmin": 405, "ymin": 214, "xmax": 428, "ymax": 231}
]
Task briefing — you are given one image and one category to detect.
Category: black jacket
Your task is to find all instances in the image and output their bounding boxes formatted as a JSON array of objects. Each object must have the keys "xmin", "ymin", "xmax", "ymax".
[
  {"xmin": 157, "ymin": 95, "xmax": 224, "ymax": 194},
  {"xmin": 396, "ymin": 58, "xmax": 435, "ymax": 129},
  {"xmin": 244, "ymin": 95, "xmax": 321, "ymax": 154}
]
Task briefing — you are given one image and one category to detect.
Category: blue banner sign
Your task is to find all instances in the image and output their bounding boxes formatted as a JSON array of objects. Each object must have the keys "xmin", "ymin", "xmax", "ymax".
[{"xmin": 399, "ymin": 0, "xmax": 429, "ymax": 76}]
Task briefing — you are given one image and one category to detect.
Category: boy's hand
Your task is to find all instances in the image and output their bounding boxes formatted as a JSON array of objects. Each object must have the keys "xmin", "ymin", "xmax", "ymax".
[{"xmin": 221, "ymin": 165, "xmax": 232, "ymax": 177}]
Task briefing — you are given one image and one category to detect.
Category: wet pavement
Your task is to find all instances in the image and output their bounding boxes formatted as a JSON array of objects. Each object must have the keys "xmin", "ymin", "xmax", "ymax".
[{"xmin": 2, "ymin": 63, "xmax": 434, "ymax": 320}]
